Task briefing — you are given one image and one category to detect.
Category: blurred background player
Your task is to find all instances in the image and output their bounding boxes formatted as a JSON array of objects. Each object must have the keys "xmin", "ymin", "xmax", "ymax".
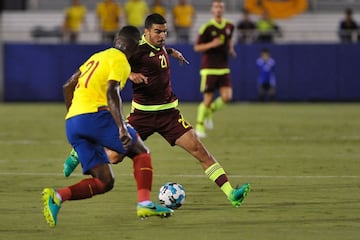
[
  {"xmin": 256, "ymin": 48, "xmax": 276, "ymax": 101},
  {"xmin": 338, "ymin": 8, "xmax": 359, "ymax": 43},
  {"xmin": 194, "ymin": 0, "xmax": 236, "ymax": 138},
  {"xmin": 150, "ymin": 0, "xmax": 166, "ymax": 18},
  {"xmin": 42, "ymin": 26, "xmax": 173, "ymax": 228},
  {"xmin": 172, "ymin": 0, "xmax": 196, "ymax": 43},
  {"xmin": 236, "ymin": 8, "xmax": 256, "ymax": 44},
  {"xmin": 255, "ymin": 9, "xmax": 282, "ymax": 43},
  {"xmin": 64, "ymin": 13, "xmax": 250, "ymax": 209},
  {"xmin": 125, "ymin": 0, "xmax": 149, "ymax": 33},
  {"xmin": 62, "ymin": 0, "xmax": 87, "ymax": 43},
  {"xmin": 96, "ymin": 0, "xmax": 122, "ymax": 44}
]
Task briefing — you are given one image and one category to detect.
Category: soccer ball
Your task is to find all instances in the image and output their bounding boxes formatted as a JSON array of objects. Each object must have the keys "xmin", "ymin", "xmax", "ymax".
[{"xmin": 158, "ymin": 182, "xmax": 186, "ymax": 209}]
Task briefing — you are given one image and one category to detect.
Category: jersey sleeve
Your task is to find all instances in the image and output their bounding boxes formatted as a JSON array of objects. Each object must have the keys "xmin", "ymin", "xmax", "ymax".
[{"xmin": 108, "ymin": 52, "xmax": 131, "ymax": 90}]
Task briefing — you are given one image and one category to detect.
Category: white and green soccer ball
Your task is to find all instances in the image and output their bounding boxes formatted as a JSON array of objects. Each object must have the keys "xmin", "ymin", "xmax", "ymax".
[{"xmin": 158, "ymin": 182, "xmax": 186, "ymax": 209}]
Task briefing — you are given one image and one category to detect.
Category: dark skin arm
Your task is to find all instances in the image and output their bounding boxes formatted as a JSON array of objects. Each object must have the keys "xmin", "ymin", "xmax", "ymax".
[
  {"xmin": 63, "ymin": 70, "xmax": 81, "ymax": 111},
  {"xmin": 107, "ymin": 80, "xmax": 132, "ymax": 150}
]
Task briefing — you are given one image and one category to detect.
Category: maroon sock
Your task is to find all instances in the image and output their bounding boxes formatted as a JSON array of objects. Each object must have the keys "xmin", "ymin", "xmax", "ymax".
[
  {"xmin": 58, "ymin": 178, "xmax": 107, "ymax": 201},
  {"xmin": 133, "ymin": 153, "xmax": 153, "ymax": 202}
]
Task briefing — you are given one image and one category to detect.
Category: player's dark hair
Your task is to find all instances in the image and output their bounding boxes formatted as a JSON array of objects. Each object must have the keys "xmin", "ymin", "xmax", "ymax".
[
  {"xmin": 114, "ymin": 25, "xmax": 140, "ymax": 57},
  {"xmin": 261, "ymin": 48, "xmax": 270, "ymax": 54},
  {"xmin": 117, "ymin": 25, "xmax": 140, "ymax": 42},
  {"xmin": 345, "ymin": 8, "xmax": 353, "ymax": 15},
  {"xmin": 145, "ymin": 13, "xmax": 166, "ymax": 29}
]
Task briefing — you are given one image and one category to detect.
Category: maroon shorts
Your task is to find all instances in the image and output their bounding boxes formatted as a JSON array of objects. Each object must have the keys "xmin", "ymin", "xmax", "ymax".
[
  {"xmin": 202, "ymin": 73, "xmax": 232, "ymax": 93},
  {"xmin": 127, "ymin": 108, "xmax": 192, "ymax": 146}
]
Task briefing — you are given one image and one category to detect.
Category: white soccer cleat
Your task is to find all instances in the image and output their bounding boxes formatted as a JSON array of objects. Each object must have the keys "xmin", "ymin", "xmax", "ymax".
[{"xmin": 204, "ymin": 118, "xmax": 214, "ymax": 130}]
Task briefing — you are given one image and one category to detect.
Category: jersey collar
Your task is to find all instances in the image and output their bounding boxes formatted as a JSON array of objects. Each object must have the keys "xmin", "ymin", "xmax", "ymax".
[
  {"xmin": 211, "ymin": 18, "xmax": 226, "ymax": 29},
  {"xmin": 140, "ymin": 34, "xmax": 161, "ymax": 51}
]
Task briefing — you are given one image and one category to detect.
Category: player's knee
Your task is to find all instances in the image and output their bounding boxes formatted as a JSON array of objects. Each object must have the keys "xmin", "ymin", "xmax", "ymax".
[
  {"xmin": 105, "ymin": 148, "xmax": 125, "ymax": 164},
  {"xmin": 127, "ymin": 138, "xmax": 150, "ymax": 158},
  {"xmin": 102, "ymin": 177, "xmax": 115, "ymax": 192},
  {"xmin": 91, "ymin": 177, "xmax": 114, "ymax": 195},
  {"xmin": 222, "ymin": 95, "xmax": 232, "ymax": 103}
]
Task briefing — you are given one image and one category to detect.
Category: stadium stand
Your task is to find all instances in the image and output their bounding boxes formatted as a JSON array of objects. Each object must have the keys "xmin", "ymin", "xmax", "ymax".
[
  {"xmin": 1, "ymin": 0, "xmax": 360, "ymax": 43},
  {"xmin": 0, "ymin": 11, "xmax": 347, "ymax": 43}
]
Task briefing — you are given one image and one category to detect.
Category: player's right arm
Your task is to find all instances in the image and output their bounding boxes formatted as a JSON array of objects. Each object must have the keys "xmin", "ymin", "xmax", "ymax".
[
  {"xmin": 63, "ymin": 70, "xmax": 80, "ymax": 111},
  {"xmin": 194, "ymin": 37, "xmax": 222, "ymax": 52}
]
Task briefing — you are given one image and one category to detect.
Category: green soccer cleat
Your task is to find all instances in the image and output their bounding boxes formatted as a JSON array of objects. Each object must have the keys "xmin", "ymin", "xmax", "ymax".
[
  {"xmin": 42, "ymin": 188, "xmax": 61, "ymax": 227},
  {"xmin": 63, "ymin": 148, "xmax": 80, "ymax": 177},
  {"xmin": 137, "ymin": 202, "xmax": 174, "ymax": 219},
  {"xmin": 228, "ymin": 183, "xmax": 251, "ymax": 208}
]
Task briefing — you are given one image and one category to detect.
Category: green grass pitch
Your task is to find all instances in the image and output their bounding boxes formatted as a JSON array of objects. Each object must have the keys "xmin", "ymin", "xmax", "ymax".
[{"xmin": 0, "ymin": 102, "xmax": 359, "ymax": 240}]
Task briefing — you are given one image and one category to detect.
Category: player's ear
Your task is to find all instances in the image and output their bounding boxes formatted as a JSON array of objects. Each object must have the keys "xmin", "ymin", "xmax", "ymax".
[{"xmin": 144, "ymin": 28, "xmax": 150, "ymax": 38}]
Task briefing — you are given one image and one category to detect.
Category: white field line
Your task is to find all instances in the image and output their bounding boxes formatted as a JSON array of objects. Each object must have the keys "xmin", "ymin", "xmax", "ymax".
[
  {"xmin": 1, "ymin": 135, "xmax": 360, "ymax": 145},
  {"xmin": 0, "ymin": 171, "xmax": 358, "ymax": 178}
]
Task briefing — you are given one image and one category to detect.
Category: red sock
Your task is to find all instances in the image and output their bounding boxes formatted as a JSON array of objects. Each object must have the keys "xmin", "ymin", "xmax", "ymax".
[
  {"xmin": 57, "ymin": 178, "xmax": 107, "ymax": 201},
  {"xmin": 133, "ymin": 153, "xmax": 153, "ymax": 202}
]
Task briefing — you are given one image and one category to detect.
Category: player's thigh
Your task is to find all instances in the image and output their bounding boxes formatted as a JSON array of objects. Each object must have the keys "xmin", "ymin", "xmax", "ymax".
[
  {"xmin": 75, "ymin": 140, "xmax": 109, "ymax": 174},
  {"xmin": 65, "ymin": 114, "xmax": 110, "ymax": 173},
  {"xmin": 158, "ymin": 109, "xmax": 192, "ymax": 146},
  {"xmin": 127, "ymin": 110, "xmax": 156, "ymax": 141},
  {"xmin": 201, "ymin": 74, "xmax": 218, "ymax": 93},
  {"xmin": 98, "ymin": 119, "xmax": 139, "ymax": 154},
  {"xmin": 218, "ymin": 74, "xmax": 232, "ymax": 89}
]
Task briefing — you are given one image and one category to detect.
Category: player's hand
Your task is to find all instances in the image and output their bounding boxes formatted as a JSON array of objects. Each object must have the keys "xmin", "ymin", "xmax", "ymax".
[
  {"xmin": 171, "ymin": 49, "xmax": 190, "ymax": 65},
  {"xmin": 119, "ymin": 127, "xmax": 132, "ymax": 150},
  {"xmin": 129, "ymin": 72, "xmax": 148, "ymax": 84},
  {"xmin": 229, "ymin": 48, "xmax": 237, "ymax": 58}
]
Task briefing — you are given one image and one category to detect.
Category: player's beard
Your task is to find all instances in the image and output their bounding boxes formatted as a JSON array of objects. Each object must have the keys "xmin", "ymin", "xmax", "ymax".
[
  {"xmin": 155, "ymin": 38, "xmax": 165, "ymax": 48},
  {"xmin": 148, "ymin": 34, "xmax": 165, "ymax": 48}
]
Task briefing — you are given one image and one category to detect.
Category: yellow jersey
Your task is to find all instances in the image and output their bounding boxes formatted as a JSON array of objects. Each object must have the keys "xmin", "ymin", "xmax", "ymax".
[
  {"xmin": 125, "ymin": 0, "xmax": 149, "ymax": 27},
  {"xmin": 64, "ymin": 5, "xmax": 87, "ymax": 31},
  {"xmin": 151, "ymin": 5, "xmax": 166, "ymax": 17},
  {"xmin": 96, "ymin": 1, "xmax": 122, "ymax": 32},
  {"xmin": 172, "ymin": 4, "xmax": 195, "ymax": 28},
  {"xmin": 66, "ymin": 48, "xmax": 130, "ymax": 119}
]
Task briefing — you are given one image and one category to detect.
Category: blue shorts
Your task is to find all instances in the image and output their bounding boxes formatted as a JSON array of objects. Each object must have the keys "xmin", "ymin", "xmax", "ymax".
[{"xmin": 66, "ymin": 111, "xmax": 138, "ymax": 174}]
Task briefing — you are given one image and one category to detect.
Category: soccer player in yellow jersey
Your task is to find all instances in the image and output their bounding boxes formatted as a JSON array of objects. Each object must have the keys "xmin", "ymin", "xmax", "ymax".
[
  {"xmin": 125, "ymin": 0, "xmax": 149, "ymax": 31},
  {"xmin": 172, "ymin": 0, "xmax": 195, "ymax": 43},
  {"xmin": 41, "ymin": 26, "xmax": 173, "ymax": 228},
  {"xmin": 96, "ymin": 0, "xmax": 122, "ymax": 43},
  {"xmin": 62, "ymin": 0, "xmax": 87, "ymax": 43},
  {"xmin": 151, "ymin": 0, "xmax": 166, "ymax": 18}
]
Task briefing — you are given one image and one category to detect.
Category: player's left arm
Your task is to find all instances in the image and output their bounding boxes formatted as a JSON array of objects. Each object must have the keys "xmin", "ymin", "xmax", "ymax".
[
  {"xmin": 107, "ymin": 80, "xmax": 132, "ymax": 149},
  {"xmin": 63, "ymin": 70, "xmax": 80, "ymax": 111},
  {"xmin": 228, "ymin": 39, "xmax": 236, "ymax": 58},
  {"xmin": 166, "ymin": 48, "xmax": 190, "ymax": 65}
]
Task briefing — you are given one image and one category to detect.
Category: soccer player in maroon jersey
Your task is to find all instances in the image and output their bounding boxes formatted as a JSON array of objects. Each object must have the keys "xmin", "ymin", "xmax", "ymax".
[
  {"xmin": 194, "ymin": 0, "xmax": 236, "ymax": 138},
  {"xmin": 64, "ymin": 13, "xmax": 250, "ymax": 208}
]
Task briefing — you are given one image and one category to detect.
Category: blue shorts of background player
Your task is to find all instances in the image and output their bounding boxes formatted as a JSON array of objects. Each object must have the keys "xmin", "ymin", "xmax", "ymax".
[{"xmin": 65, "ymin": 110, "xmax": 138, "ymax": 174}]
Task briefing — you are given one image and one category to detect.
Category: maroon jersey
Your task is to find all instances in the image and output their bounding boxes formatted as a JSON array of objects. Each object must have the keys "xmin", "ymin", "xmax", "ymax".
[
  {"xmin": 127, "ymin": 37, "xmax": 192, "ymax": 145},
  {"xmin": 196, "ymin": 18, "xmax": 234, "ymax": 69},
  {"xmin": 129, "ymin": 38, "xmax": 178, "ymax": 107}
]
